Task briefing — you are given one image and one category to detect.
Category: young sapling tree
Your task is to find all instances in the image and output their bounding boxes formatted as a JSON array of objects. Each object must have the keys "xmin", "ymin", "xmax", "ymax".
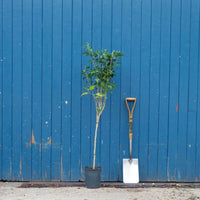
[{"xmin": 81, "ymin": 43, "xmax": 123, "ymax": 169}]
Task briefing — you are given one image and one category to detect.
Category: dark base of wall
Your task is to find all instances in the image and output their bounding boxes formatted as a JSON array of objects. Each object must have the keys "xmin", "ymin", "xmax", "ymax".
[{"xmin": 15, "ymin": 181, "xmax": 200, "ymax": 188}]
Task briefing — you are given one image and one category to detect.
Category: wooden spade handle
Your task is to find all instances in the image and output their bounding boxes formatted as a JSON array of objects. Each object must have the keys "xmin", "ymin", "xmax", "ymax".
[
  {"xmin": 125, "ymin": 97, "xmax": 136, "ymax": 160},
  {"xmin": 125, "ymin": 98, "xmax": 136, "ymax": 123}
]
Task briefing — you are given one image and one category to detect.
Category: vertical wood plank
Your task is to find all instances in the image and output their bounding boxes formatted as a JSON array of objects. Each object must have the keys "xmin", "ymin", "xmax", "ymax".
[
  {"xmin": 101, "ymin": 0, "xmax": 112, "ymax": 181},
  {"xmin": 41, "ymin": 0, "xmax": 52, "ymax": 181},
  {"xmin": 12, "ymin": 0, "xmax": 22, "ymax": 180},
  {"xmin": 157, "ymin": 0, "xmax": 171, "ymax": 181},
  {"xmin": 187, "ymin": 112, "xmax": 197, "ymax": 181},
  {"xmin": 139, "ymin": 0, "xmax": 151, "ymax": 181},
  {"xmin": 168, "ymin": 0, "xmax": 181, "ymax": 181},
  {"xmin": 131, "ymin": 0, "xmax": 142, "ymax": 166},
  {"xmin": 80, "ymin": 0, "xmax": 92, "ymax": 180},
  {"xmin": 51, "ymin": 0, "xmax": 62, "ymax": 181},
  {"xmin": 196, "ymin": 0, "xmax": 200, "ymax": 181},
  {"xmin": 187, "ymin": 0, "xmax": 200, "ymax": 181},
  {"xmin": 176, "ymin": 0, "xmax": 190, "ymax": 181},
  {"xmin": 32, "ymin": 0, "xmax": 42, "ymax": 180},
  {"xmin": 110, "ymin": 0, "xmax": 122, "ymax": 181},
  {"xmin": 61, "ymin": 0, "xmax": 72, "ymax": 181},
  {"xmin": 119, "ymin": 0, "xmax": 131, "ymax": 181},
  {"xmin": 0, "ymin": 0, "xmax": 2, "ymax": 179},
  {"xmin": 2, "ymin": 0, "xmax": 13, "ymax": 180},
  {"xmin": 71, "ymin": 0, "xmax": 82, "ymax": 180},
  {"xmin": 148, "ymin": 0, "xmax": 161, "ymax": 180},
  {"xmin": 21, "ymin": 0, "xmax": 32, "ymax": 181}
]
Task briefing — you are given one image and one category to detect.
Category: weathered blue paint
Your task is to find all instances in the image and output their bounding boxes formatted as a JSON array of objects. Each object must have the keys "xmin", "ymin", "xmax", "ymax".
[
  {"xmin": 12, "ymin": 0, "xmax": 22, "ymax": 181},
  {"xmin": 80, "ymin": 0, "xmax": 92, "ymax": 181},
  {"xmin": 0, "ymin": 0, "xmax": 200, "ymax": 182},
  {"xmin": 21, "ymin": 0, "xmax": 32, "ymax": 181},
  {"xmin": 2, "ymin": 0, "xmax": 12, "ymax": 181},
  {"xmin": 139, "ymin": 0, "xmax": 151, "ymax": 181},
  {"xmin": 51, "ymin": 0, "xmax": 62, "ymax": 181},
  {"xmin": 110, "ymin": 0, "xmax": 122, "ymax": 181},
  {"xmin": 168, "ymin": 0, "xmax": 181, "ymax": 181},
  {"xmin": 148, "ymin": 0, "xmax": 161, "ymax": 180},
  {"xmin": 61, "ymin": 0, "xmax": 73, "ymax": 181},
  {"xmin": 32, "ymin": 0, "xmax": 42, "ymax": 181},
  {"xmin": 187, "ymin": 0, "xmax": 199, "ymax": 181},
  {"xmin": 157, "ymin": 0, "xmax": 171, "ymax": 181},
  {"xmin": 177, "ymin": 0, "xmax": 190, "ymax": 181},
  {"xmin": 0, "ymin": 0, "xmax": 2, "ymax": 180},
  {"xmin": 71, "ymin": 0, "xmax": 82, "ymax": 181},
  {"xmin": 41, "ymin": 0, "xmax": 53, "ymax": 181}
]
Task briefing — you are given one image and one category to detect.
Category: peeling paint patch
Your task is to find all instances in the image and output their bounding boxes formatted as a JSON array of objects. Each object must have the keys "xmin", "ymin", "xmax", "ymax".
[
  {"xmin": 176, "ymin": 104, "xmax": 178, "ymax": 112},
  {"xmin": 123, "ymin": 150, "xmax": 126, "ymax": 156},
  {"xmin": 20, "ymin": 160, "xmax": 22, "ymax": 175},
  {"xmin": 30, "ymin": 130, "xmax": 36, "ymax": 144},
  {"xmin": 46, "ymin": 137, "xmax": 52, "ymax": 145},
  {"xmin": 29, "ymin": 132, "xmax": 52, "ymax": 148},
  {"xmin": 61, "ymin": 155, "xmax": 64, "ymax": 180}
]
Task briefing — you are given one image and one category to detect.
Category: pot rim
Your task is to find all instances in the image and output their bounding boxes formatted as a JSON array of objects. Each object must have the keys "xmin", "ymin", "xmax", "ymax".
[{"xmin": 85, "ymin": 166, "xmax": 101, "ymax": 171}]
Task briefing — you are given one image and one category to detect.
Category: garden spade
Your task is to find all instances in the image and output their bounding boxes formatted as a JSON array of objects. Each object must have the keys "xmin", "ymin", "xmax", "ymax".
[{"xmin": 123, "ymin": 97, "xmax": 139, "ymax": 183}]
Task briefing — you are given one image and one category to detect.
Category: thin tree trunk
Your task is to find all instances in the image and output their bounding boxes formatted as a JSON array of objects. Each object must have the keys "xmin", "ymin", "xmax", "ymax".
[{"xmin": 93, "ymin": 114, "xmax": 100, "ymax": 169}]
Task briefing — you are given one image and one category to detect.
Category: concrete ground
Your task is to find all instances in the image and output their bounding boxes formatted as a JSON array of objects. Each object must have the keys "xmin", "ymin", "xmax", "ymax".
[{"xmin": 1, "ymin": 182, "xmax": 200, "ymax": 200}]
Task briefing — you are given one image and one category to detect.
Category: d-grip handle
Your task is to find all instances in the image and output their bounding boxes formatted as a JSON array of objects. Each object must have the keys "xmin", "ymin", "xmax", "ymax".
[
  {"xmin": 125, "ymin": 98, "xmax": 136, "ymax": 160},
  {"xmin": 125, "ymin": 98, "xmax": 136, "ymax": 123}
]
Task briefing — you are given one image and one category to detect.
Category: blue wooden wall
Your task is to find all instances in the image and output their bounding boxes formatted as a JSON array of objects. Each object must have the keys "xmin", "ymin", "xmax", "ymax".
[{"xmin": 0, "ymin": 0, "xmax": 200, "ymax": 182}]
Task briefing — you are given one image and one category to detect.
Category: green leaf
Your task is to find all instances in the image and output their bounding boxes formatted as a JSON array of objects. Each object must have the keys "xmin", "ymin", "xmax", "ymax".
[
  {"xmin": 89, "ymin": 85, "xmax": 96, "ymax": 91},
  {"xmin": 96, "ymin": 93, "xmax": 102, "ymax": 97},
  {"xmin": 97, "ymin": 107, "xmax": 101, "ymax": 113},
  {"xmin": 84, "ymin": 86, "xmax": 89, "ymax": 91},
  {"xmin": 96, "ymin": 92, "xmax": 105, "ymax": 97},
  {"xmin": 108, "ymin": 84, "xmax": 116, "ymax": 90},
  {"xmin": 100, "ymin": 82, "xmax": 106, "ymax": 89},
  {"xmin": 81, "ymin": 92, "xmax": 88, "ymax": 96},
  {"xmin": 95, "ymin": 78, "xmax": 100, "ymax": 83}
]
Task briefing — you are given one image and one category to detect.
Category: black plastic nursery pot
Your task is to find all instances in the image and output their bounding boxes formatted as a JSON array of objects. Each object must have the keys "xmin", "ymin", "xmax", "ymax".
[{"xmin": 85, "ymin": 166, "xmax": 101, "ymax": 188}]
